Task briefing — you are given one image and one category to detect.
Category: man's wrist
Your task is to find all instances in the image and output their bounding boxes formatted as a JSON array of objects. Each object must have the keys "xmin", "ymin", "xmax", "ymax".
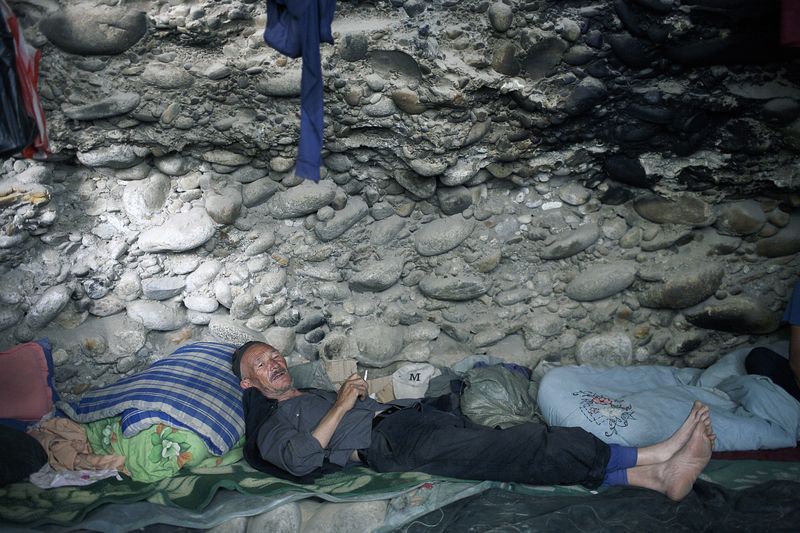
[{"xmin": 329, "ymin": 402, "xmax": 350, "ymax": 418}]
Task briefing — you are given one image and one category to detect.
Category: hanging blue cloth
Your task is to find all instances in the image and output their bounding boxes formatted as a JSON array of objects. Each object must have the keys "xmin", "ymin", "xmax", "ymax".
[{"xmin": 264, "ymin": 0, "xmax": 336, "ymax": 182}]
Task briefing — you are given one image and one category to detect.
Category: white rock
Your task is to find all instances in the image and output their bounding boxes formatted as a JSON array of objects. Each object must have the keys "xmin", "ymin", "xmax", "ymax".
[
  {"xmin": 114, "ymin": 271, "xmax": 142, "ymax": 301},
  {"xmin": 541, "ymin": 201, "xmax": 562, "ymax": 210},
  {"xmin": 77, "ymin": 145, "xmax": 144, "ymax": 169},
  {"xmin": 245, "ymin": 232, "xmax": 276, "ymax": 256},
  {"xmin": 353, "ymin": 324, "xmax": 404, "ymax": 367},
  {"xmin": 186, "ymin": 260, "xmax": 222, "ymax": 292},
  {"xmin": 122, "ymin": 172, "xmax": 171, "ymax": 224},
  {"xmin": 183, "ymin": 295, "xmax": 219, "ymax": 313},
  {"xmin": 141, "ymin": 276, "xmax": 186, "ymax": 300},
  {"xmin": 264, "ymin": 326, "xmax": 296, "ymax": 355},
  {"xmin": 126, "ymin": 300, "xmax": 187, "ymax": 331},
  {"xmin": 138, "ymin": 208, "xmax": 216, "ymax": 252},
  {"xmin": 577, "ymin": 332, "xmax": 633, "ymax": 366},
  {"xmin": 230, "ymin": 291, "xmax": 257, "ymax": 319},
  {"xmin": 404, "ymin": 321, "xmax": 440, "ymax": 342},
  {"xmin": 187, "ymin": 310, "xmax": 213, "ymax": 325},
  {"xmin": 258, "ymin": 270, "xmax": 287, "ymax": 294},
  {"xmin": 24, "ymin": 285, "xmax": 73, "ymax": 330},
  {"xmin": 208, "ymin": 316, "xmax": 265, "ymax": 344},
  {"xmin": 214, "ymin": 279, "xmax": 234, "ymax": 309}
]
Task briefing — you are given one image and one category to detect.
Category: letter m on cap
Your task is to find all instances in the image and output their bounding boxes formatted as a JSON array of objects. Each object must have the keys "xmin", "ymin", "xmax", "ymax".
[{"xmin": 409, "ymin": 373, "xmax": 421, "ymax": 381}]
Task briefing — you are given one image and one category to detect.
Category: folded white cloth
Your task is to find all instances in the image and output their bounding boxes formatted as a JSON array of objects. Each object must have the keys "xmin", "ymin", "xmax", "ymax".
[{"xmin": 29, "ymin": 464, "xmax": 122, "ymax": 489}]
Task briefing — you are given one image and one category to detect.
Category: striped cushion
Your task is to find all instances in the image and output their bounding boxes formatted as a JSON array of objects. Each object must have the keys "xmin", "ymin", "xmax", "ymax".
[{"xmin": 58, "ymin": 342, "xmax": 244, "ymax": 455}]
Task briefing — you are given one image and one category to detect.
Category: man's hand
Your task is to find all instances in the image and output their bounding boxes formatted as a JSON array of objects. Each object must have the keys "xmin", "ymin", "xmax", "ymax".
[
  {"xmin": 311, "ymin": 373, "xmax": 369, "ymax": 450},
  {"xmin": 334, "ymin": 373, "xmax": 369, "ymax": 412}
]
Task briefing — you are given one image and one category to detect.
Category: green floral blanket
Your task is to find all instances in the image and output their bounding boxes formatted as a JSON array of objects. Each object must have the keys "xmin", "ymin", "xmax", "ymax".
[{"xmin": 84, "ymin": 416, "xmax": 243, "ymax": 483}]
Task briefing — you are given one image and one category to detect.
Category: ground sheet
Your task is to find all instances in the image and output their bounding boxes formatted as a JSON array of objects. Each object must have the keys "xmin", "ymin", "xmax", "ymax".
[{"xmin": 1, "ymin": 460, "xmax": 798, "ymax": 532}]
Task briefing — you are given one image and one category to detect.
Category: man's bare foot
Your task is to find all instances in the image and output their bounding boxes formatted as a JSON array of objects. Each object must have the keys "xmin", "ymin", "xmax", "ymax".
[
  {"xmin": 661, "ymin": 421, "xmax": 713, "ymax": 501},
  {"xmin": 698, "ymin": 408, "xmax": 717, "ymax": 449},
  {"xmin": 626, "ymin": 420, "xmax": 713, "ymax": 501},
  {"xmin": 638, "ymin": 401, "xmax": 707, "ymax": 465}
]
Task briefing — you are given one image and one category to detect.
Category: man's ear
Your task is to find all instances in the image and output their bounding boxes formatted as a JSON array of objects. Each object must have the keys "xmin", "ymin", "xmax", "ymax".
[{"xmin": 240, "ymin": 378, "xmax": 252, "ymax": 390}]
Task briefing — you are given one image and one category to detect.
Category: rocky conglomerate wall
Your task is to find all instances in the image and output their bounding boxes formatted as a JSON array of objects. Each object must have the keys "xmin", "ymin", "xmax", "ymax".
[{"xmin": 1, "ymin": 0, "xmax": 799, "ymax": 398}]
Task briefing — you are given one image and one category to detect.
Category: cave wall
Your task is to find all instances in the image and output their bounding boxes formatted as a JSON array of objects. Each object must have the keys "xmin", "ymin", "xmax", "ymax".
[{"xmin": 1, "ymin": 0, "xmax": 799, "ymax": 398}]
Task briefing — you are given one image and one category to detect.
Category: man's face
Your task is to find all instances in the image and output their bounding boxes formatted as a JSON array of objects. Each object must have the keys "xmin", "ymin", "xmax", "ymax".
[{"xmin": 240, "ymin": 344, "xmax": 294, "ymax": 399}]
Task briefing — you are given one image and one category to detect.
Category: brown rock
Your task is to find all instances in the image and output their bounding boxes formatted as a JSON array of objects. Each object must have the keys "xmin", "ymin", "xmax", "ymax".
[
  {"xmin": 633, "ymin": 194, "xmax": 715, "ymax": 226},
  {"xmin": 391, "ymin": 89, "xmax": 426, "ymax": 114},
  {"xmin": 686, "ymin": 297, "xmax": 781, "ymax": 334}
]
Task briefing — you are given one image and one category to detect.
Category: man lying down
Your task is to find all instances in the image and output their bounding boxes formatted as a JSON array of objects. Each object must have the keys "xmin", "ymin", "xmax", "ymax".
[{"xmin": 232, "ymin": 341, "xmax": 716, "ymax": 501}]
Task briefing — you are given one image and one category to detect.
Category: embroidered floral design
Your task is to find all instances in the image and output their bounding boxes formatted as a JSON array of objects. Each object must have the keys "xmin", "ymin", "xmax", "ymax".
[
  {"xmin": 573, "ymin": 390, "xmax": 635, "ymax": 438},
  {"xmin": 149, "ymin": 425, "xmax": 192, "ymax": 468}
]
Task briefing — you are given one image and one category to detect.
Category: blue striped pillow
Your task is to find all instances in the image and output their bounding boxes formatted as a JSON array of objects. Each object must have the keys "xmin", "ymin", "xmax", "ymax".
[{"xmin": 58, "ymin": 342, "xmax": 244, "ymax": 456}]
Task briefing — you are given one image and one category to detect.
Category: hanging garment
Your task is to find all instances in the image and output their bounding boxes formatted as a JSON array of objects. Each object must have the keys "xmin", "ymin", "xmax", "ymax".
[
  {"xmin": 0, "ymin": 0, "xmax": 49, "ymax": 158},
  {"xmin": 0, "ymin": 8, "xmax": 33, "ymax": 157},
  {"xmin": 263, "ymin": 0, "xmax": 336, "ymax": 182}
]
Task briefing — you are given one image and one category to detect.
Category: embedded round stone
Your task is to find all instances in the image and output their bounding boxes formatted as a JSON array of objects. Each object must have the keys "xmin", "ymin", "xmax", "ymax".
[
  {"xmin": 633, "ymin": 195, "xmax": 715, "ymax": 226},
  {"xmin": 715, "ymin": 201, "xmax": 766, "ymax": 236},
  {"xmin": 40, "ymin": 5, "xmax": 146, "ymax": 55},
  {"xmin": 314, "ymin": 197, "xmax": 368, "ymax": 241},
  {"xmin": 391, "ymin": 88, "xmax": 426, "ymax": 114},
  {"xmin": 638, "ymin": 262, "xmax": 724, "ymax": 309},
  {"xmin": 414, "ymin": 215, "xmax": 475, "ymax": 256},
  {"xmin": 349, "ymin": 257, "xmax": 405, "ymax": 292},
  {"xmin": 353, "ymin": 324, "xmax": 404, "ymax": 367},
  {"xmin": 756, "ymin": 216, "xmax": 800, "ymax": 257},
  {"xmin": 540, "ymin": 223, "xmax": 601, "ymax": 260},
  {"xmin": 566, "ymin": 261, "xmax": 637, "ymax": 301},
  {"xmin": 137, "ymin": 209, "xmax": 216, "ymax": 252},
  {"xmin": 685, "ymin": 297, "xmax": 781, "ymax": 335},
  {"xmin": 577, "ymin": 332, "xmax": 633, "ymax": 366},
  {"xmin": 23, "ymin": 285, "xmax": 72, "ymax": 330},
  {"xmin": 126, "ymin": 301, "xmax": 186, "ymax": 331},
  {"xmin": 142, "ymin": 64, "xmax": 195, "ymax": 90},
  {"xmin": 63, "ymin": 92, "xmax": 141, "ymax": 121},
  {"xmin": 141, "ymin": 276, "xmax": 186, "ymax": 301},
  {"xmin": 267, "ymin": 181, "xmax": 337, "ymax": 219},
  {"xmin": 488, "ymin": 2, "xmax": 514, "ymax": 32},
  {"xmin": 418, "ymin": 274, "xmax": 488, "ymax": 301}
]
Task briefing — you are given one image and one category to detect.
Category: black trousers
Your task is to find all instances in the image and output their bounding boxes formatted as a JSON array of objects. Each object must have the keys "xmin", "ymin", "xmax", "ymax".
[
  {"xmin": 745, "ymin": 346, "xmax": 800, "ymax": 402},
  {"xmin": 364, "ymin": 404, "xmax": 611, "ymax": 489}
]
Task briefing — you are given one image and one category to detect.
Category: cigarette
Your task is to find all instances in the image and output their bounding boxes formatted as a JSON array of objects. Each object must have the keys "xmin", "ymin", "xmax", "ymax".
[{"xmin": 363, "ymin": 369, "xmax": 368, "ymax": 381}]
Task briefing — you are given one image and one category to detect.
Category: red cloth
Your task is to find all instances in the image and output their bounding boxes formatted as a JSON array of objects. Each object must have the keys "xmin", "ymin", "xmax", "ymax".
[
  {"xmin": 712, "ymin": 443, "xmax": 800, "ymax": 462},
  {"xmin": 0, "ymin": 341, "xmax": 53, "ymax": 421},
  {"xmin": 782, "ymin": 0, "xmax": 800, "ymax": 47}
]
